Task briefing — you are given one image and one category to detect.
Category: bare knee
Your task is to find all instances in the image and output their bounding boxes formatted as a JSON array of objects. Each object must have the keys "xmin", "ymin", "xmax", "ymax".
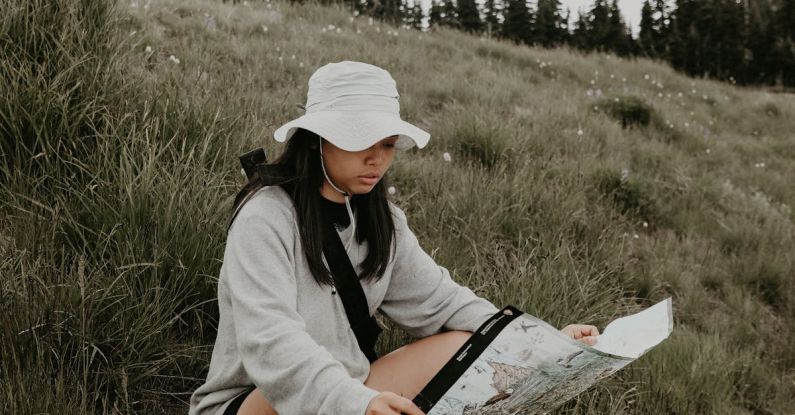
[{"xmin": 237, "ymin": 388, "xmax": 278, "ymax": 415}]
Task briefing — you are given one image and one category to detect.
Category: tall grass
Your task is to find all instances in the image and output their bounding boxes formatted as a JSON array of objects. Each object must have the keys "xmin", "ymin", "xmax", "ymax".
[{"xmin": 1, "ymin": 0, "xmax": 794, "ymax": 413}]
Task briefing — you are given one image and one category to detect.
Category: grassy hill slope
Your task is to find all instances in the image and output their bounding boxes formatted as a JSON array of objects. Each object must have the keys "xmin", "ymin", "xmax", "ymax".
[{"xmin": 1, "ymin": 0, "xmax": 794, "ymax": 413}]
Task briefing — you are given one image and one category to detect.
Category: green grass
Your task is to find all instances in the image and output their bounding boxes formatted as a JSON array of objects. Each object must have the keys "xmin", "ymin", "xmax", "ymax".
[{"xmin": 1, "ymin": 0, "xmax": 794, "ymax": 413}]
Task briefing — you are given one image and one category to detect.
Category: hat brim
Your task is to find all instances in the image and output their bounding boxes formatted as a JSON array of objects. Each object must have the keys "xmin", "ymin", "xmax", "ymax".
[{"xmin": 273, "ymin": 112, "xmax": 430, "ymax": 152}]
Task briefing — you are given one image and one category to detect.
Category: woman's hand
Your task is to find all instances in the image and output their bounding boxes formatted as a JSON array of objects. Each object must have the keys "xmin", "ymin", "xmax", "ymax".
[
  {"xmin": 561, "ymin": 324, "xmax": 599, "ymax": 346},
  {"xmin": 365, "ymin": 391, "xmax": 425, "ymax": 415}
]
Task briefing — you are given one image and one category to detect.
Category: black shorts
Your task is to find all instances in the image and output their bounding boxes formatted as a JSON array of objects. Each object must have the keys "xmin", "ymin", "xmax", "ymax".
[{"xmin": 223, "ymin": 387, "xmax": 255, "ymax": 415}]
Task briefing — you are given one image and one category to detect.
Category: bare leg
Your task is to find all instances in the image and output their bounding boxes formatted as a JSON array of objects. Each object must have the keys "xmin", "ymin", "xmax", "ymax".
[
  {"xmin": 235, "ymin": 330, "xmax": 471, "ymax": 414},
  {"xmin": 365, "ymin": 330, "xmax": 472, "ymax": 399},
  {"xmin": 237, "ymin": 389, "xmax": 278, "ymax": 415}
]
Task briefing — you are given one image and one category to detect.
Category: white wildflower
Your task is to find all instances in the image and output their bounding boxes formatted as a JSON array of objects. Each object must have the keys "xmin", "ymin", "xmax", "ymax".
[
  {"xmin": 387, "ymin": 186, "xmax": 396, "ymax": 195},
  {"xmin": 443, "ymin": 152, "xmax": 452, "ymax": 162},
  {"xmin": 633, "ymin": 233, "xmax": 639, "ymax": 239},
  {"xmin": 168, "ymin": 55, "xmax": 180, "ymax": 64},
  {"xmin": 353, "ymin": 10, "xmax": 360, "ymax": 16},
  {"xmin": 590, "ymin": 79, "xmax": 595, "ymax": 85},
  {"xmin": 610, "ymin": 74, "xmax": 615, "ymax": 79},
  {"xmin": 644, "ymin": 74, "xmax": 649, "ymax": 80},
  {"xmin": 291, "ymin": 54, "xmax": 296, "ymax": 60},
  {"xmin": 328, "ymin": 24, "xmax": 335, "ymax": 30},
  {"xmin": 705, "ymin": 149, "xmax": 711, "ymax": 154},
  {"xmin": 349, "ymin": 17, "xmax": 354, "ymax": 23},
  {"xmin": 577, "ymin": 128, "xmax": 584, "ymax": 136},
  {"xmin": 356, "ymin": 28, "xmax": 362, "ymax": 34},
  {"xmin": 322, "ymin": 27, "xmax": 327, "ymax": 33},
  {"xmin": 145, "ymin": 45, "xmax": 152, "ymax": 53},
  {"xmin": 336, "ymin": 28, "xmax": 341, "ymax": 33},
  {"xmin": 642, "ymin": 221, "xmax": 648, "ymax": 228},
  {"xmin": 262, "ymin": 25, "xmax": 269, "ymax": 32},
  {"xmin": 620, "ymin": 168, "xmax": 630, "ymax": 182},
  {"xmin": 299, "ymin": 62, "xmax": 304, "ymax": 67},
  {"xmin": 621, "ymin": 77, "xmax": 626, "ymax": 82}
]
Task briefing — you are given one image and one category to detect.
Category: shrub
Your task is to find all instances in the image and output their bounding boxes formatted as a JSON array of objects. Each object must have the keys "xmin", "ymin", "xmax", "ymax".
[{"xmin": 594, "ymin": 96, "xmax": 652, "ymax": 128}]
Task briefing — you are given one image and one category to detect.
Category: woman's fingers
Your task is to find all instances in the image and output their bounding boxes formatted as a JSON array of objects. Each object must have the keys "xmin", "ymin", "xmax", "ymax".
[
  {"xmin": 388, "ymin": 393, "xmax": 424, "ymax": 415},
  {"xmin": 367, "ymin": 391, "xmax": 425, "ymax": 415},
  {"xmin": 561, "ymin": 324, "xmax": 600, "ymax": 343}
]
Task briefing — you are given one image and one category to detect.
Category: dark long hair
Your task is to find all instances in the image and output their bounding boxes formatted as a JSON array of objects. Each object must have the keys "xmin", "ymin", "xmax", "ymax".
[{"xmin": 229, "ymin": 128, "xmax": 396, "ymax": 286}]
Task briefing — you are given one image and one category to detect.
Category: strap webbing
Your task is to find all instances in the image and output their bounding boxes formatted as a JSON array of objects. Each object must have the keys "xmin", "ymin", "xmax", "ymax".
[{"xmin": 321, "ymin": 220, "xmax": 382, "ymax": 363}]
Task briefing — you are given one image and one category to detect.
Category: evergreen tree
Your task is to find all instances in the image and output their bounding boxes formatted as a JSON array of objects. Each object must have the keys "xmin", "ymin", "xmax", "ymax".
[
  {"xmin": 440, "ymin": 0, "xmax": 461, "ymax": 29},
  {"xmin": 483, "ymin": 0, "xmax": 502, "ymax": 38},
  {"xmin": 534, "ymin": 0, "xmax": 567, "ymax": 46},
  {"xmin": 650, "ymin": 0, "xmax": 670, "ymax": 58},
  {"xmin": 428, "ymin": 0, "xmax": 443, "ymax": 28},
  {"xmin": 502, "ymin": 0, "xmax": 533, "ymax": 44},
  {"xmin": 639, "ymin": 0, "xmax": 656, "ymax": 56},
  {"xmin": 606, "ymin": 0, "xmax": 633, "ymax": 55},
  {"xmin": 571, "ymin": 9, "xmax": 591, "ymax": 49},
  {"xmin": 458, "ymin": 0, "xmax": 484, "ymax": 33}
]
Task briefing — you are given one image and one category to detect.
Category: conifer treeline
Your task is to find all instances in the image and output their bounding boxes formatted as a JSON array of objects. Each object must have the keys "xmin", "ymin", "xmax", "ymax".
[{"xmin": 327, "ymin": 0, "xmax": 795, "ymax": 87}]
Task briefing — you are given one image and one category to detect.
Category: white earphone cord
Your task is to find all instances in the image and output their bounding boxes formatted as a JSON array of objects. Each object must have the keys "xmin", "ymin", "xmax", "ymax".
[{"xmin": 319, "ymin": 136, "xmax": 356, "ymax": 251}]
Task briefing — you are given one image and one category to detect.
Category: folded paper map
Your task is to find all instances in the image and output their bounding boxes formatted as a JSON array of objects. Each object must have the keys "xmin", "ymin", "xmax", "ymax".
[{"xmin": 413, "ymin": 298, "xmax": 673, "ymax": 414}]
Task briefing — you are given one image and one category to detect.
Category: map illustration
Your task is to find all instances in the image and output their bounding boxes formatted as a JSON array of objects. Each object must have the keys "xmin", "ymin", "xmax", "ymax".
[{"xmin": 422, "ymin": 298, "xmax": 673, "ymax": 415}]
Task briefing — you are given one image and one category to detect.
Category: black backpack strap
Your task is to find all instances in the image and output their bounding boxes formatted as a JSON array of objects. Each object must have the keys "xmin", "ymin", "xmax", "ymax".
[{"xmin": 321, "ymin": 220, "xmax": 382, "ymax": 363}]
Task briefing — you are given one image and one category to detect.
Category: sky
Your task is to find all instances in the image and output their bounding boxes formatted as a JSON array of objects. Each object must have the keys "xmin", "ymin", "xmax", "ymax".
[{"xmin": 560, "ymin": 0, "xmax": 643, "ymax": 35}]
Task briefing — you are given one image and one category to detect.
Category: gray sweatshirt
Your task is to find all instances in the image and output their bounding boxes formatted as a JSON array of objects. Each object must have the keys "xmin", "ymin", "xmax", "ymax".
[{"xmin": 189, "ymin": 185, "xmax": 498, "ymax": 415}]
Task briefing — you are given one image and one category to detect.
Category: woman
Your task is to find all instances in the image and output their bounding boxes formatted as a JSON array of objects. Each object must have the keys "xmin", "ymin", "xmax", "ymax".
[{"xmin": 189, "ymin": 61, "xmax": 599, "ymax": 415}]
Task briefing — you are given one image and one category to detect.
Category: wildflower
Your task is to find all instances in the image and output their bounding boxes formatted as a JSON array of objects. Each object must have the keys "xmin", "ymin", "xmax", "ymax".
[
  {"xmin": 299, "ymin": 62, "xmax": 304, "ymax": 68},
  {"xmin": 621, "ymin": 77, "xmax": 626, "ymax": 82},
  {"xmin": 677, "ymin": 92, "xmax": 683, "ymax": 97},
  {"xmin": 620, "ymin": 168, "xmax": 629, "ymax": 182},
  {"xmin": 577, "ymin": 128, "xmax": 584, "ymax": 136},
  {"xmin": 145, "ymin": 45, "xmax": 152, "ymax": 53},
  {"xmin": 691, "ymin": 89, "xmax": 696, "ymax": 94},
  {"xmin": 328, "ymin": 24, "xmax": 336, "ymax": 30},
  {"xmin": 336, "ymin": 28, "xmax": 341, "ymax": 34},
  {"xmin": 278, "ymin": 56, "xmax": 283, "ymax": 62},
  {"xmin": 131, "ymin": 1, "xmax": 138, "ymax": 7},
  {"xmin": 657, "ymin": 92, "xmax": 663, "ymax": 98},
  {"xmin": 443, "ymin": 152, "xmax": 452, "ymax": 162},
  {"xmin": 291, "ymin": 54, "xmax": 296, "ymax": 60},
  {"xmin": 262, "ymin": 25, "xmax": 269, "ymax": 32},
  {"xmin": 614, "ymin": 97, "xmax": 619, "ymax": 102},
  {"xmin": 387, "ymin": 186, "xmax": 396, "ymax": 195},
  {"xmin": 644, "ymin": 74, "xmax": 649, "ymax": 80},
  {"xmin": 590, "ymin": 79, "xmax": 595, "ymax": 85},
  {"xmin": 610, "ymin": 74, "xmax": 615, "ymax": 79},
  {"xmin": 349, "ymin": 17, "xmax": 354, "ymax": 23},
  {"xmin": 633, "ymin": 233, "xmax": 639, "ymax": 239},
  {"xmin": 356, "ymin": 28, "xmax": 361, "ymax": 34},
  {"xmin": 354, "ymin": 10, "xmax": 360, "ymax": 16},
  {"xmin": 595, "ymin": 89, "xmax": 603, "ymax": 97},
  {"xmin": 684, "ymin": 122, "xmax": 689, "ymax": 128},
  {"xmin": 392, "ymin": 30, "xmax": 398, "ymax": 37},
  {"xmin": 168, "ymin": 55, "xmax": 180, "ymax": 64},
  {"xmin": 322, "ymin": 27, "xmax": 327, "ymax": 33},
  {"xmin": 369, "ymin": 17, "xmax": 373, "ymax": 25},
  {"xmin": 705, "ymin": 149, "xmax": 711, "ymax": 154},
  {"xmin": 642, "ymin": 221, "xmax": 648, "ymax": 228}
]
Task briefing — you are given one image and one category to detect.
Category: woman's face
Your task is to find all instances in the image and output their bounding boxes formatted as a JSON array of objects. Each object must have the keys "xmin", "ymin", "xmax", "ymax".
[{"xmin": 319, "ymin": 135, "xmax": 398, "ymax": 202}]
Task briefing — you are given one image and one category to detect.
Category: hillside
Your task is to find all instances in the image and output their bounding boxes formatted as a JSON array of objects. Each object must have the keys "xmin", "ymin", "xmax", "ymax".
[{"xmin": 1, "ymin": 0, "xmax": 794, "ymax": 413}]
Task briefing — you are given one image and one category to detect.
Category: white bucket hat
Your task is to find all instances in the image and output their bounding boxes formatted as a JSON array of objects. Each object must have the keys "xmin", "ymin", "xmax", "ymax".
[{"xmin": 273, "ymin": 60, "xmax": 430, "ymax": 151}]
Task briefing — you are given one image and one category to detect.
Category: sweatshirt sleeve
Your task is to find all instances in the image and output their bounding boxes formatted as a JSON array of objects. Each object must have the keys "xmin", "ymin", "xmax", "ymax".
[
  {"xmin": 378, "ymin": 205, "xmax": 499, "ymax": 339},
  {"xmin": 223, "ymin": 196, "xmax": 379, "ymax": 415}
]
